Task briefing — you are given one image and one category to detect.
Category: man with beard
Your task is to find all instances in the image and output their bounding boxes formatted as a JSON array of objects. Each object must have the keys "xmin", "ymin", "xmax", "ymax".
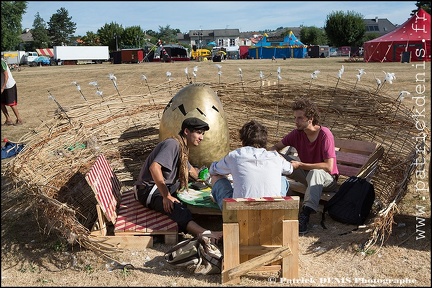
[{"xmin": 270, "ymin": 98, "xmax": 339, "ymax": 234}]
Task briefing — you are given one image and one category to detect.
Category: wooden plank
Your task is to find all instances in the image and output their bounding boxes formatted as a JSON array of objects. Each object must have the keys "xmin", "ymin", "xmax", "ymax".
[
  {"xmin": 95, "ymin": 204, "xmax": 108, "ymax": 236},
  {"xmin": 259, "ymin": 209, "xmax": 273, "ymax": 246},
  {"xmin": 249, "ymin": 265, "xmax": 281, "ymax": 273},
  {"xmin": 222, "ymin": 205, "xmax": 238, "ymax": 223},
  {"xmin": 336, "ymin": 151, "xmax": 370, "ymax": 166},
  {"xmin": 222, "ymin": 223, "xmax": 241, "ymax": 284},
  {"xmin": 269, "ymin": 211, "xmax": 284, "ymax": 266},
  {"xmin": 186, "ymin": 204, "xmax": 222, "ymax": 215},
  {"xmin": 357, "ymin": 146, "xmax": 385, "ymax": 179},
  {"xmin": 337, "ymin": 164, "xmax": 361, "ymax": 177},
  {"xmin": 285, "ymin": 205, "xmax": 300, "ymax": 220},
  {"xmin": 164, "ymin": 234, "xmax": 178, "ymax": 245},
  {"xmin": 335, "ymin": 138, "xmax": 378, "ymax": 154},
  {"xmin": 247, "ymin": 210, "xmax": 260, "ymax": 261},
  {"xmin": 113, "ymin": 231, "xmax": 178, "ymax": 236},
  {"xmin": 95, "ymin": 235, "xmax": 153, "ymax": 249},
  {"xmin": 223, "ymin": 196, "xmax": 300, "ymax": 211},
  {"xmin": 222, "ymin": 246, "xmax": 292, "ymax": 282},
  {"xmin": 238, "ymin": 210, "xmax": 250, "ymax": 263},
  {"xmin": 283, "ymin": 220, "xmax": 299, "ymax": 279},
  {"xmin": 271, "ymin": 210, "xmax": 284, "ymax": 244},
  {"xmin": 239, "ymin": 245, "xmax": 282, "ymax": 254}
]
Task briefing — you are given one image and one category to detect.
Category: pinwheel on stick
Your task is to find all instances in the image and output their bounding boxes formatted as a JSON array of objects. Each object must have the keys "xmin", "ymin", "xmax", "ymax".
[
  {"xmin": 89, "ymin": 81, "xmax": 103, "ymax": 99},
  {"xmin": 141, "ymin": 74, "xmax": 152, "ymax": 94},
  {"xmin": 109, "ymin": 73, "xmax": 121, "ymax": 97},
  {"xmin": 308, "ymin": 70, "xmax": 320, "ymax": 91},
  {"xmin": 71, "ymin": 81, "xmax": 87, "ymax": 101}
]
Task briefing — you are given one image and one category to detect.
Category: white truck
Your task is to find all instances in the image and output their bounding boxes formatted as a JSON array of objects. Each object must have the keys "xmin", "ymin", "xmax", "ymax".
[
  {"xmin": 53, "ymin": 46, "xmax": 110, "ymax": 65},
  {"xmin": 25, "ymin": 52, "xmax": 39, "ymax": 65},
  {"xmin": 1, "ymin": 50, "xmax": 38, "ymax": 65}
]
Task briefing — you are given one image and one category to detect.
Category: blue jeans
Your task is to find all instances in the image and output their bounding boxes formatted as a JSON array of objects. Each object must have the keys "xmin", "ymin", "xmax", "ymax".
[{"xmin": 211, "ymin": 177, "xmax": 290, "ymax": 210}]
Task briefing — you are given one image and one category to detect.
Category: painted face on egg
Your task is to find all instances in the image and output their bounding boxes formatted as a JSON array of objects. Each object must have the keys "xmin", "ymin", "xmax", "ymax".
[{"xmin": 159, "ymin": 83, "xmax": 230, "ymax": 168}]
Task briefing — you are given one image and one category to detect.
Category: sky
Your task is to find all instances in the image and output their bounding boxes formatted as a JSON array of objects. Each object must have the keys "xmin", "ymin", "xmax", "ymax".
[{"xmin": 21, "ymin": 1, "xmax": 417, "ymax": 36}]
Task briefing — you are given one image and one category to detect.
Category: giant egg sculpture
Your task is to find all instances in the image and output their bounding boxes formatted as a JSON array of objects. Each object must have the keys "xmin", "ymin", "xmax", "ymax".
[{"xmin": 159, "ymin": 83, "xmax": 230, "ymax": 168}]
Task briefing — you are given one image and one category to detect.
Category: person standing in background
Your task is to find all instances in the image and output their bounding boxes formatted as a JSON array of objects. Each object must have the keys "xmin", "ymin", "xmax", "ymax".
[{"xmin": 1, "ymin": 58, "xmax": 23, "ymax": 125}]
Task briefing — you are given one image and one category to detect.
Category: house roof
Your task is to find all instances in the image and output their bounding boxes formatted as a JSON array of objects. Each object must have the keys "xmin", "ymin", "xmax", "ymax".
[
  {"xmin": 20, "ymin": 29, "xmax": 33, "ymax": 42},
  {"xmin": 363, "ymin": 17, "xmax": 397, "ymax": 35}
]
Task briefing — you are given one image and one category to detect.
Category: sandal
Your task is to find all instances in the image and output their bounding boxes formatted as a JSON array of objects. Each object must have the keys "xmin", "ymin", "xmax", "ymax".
[
  {"xmin": 4, "ymin": 120, "xmax": 14, "ymax": 126},
  {"xmin": 16, "ymin": 119, "xmax": 24, "ymax": 125}
]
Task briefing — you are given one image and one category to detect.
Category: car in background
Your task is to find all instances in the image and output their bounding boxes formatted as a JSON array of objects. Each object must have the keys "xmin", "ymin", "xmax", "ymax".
[
  {"xmin": 339, "ymin": 46, "xmax": 351, "ymax": 56},
  {"xmin": 29, "ymin": 56, "xmax": 52, "ymax": 66}
]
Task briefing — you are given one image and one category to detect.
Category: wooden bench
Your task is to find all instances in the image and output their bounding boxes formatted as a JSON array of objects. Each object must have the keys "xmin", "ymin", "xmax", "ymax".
[
  {"xmin": 222, "ymin": 196, "xmax": 300, "ymax": 284},
  {"xmin": 85, "ymin": 154, "xmax": 178, "ymax": 249},
  {"xmin": 286, "ymin": 138, "xmax": 384, "ymax": 202}
]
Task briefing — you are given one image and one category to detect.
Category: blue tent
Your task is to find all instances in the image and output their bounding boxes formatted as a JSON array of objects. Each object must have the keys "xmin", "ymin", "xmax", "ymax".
[{"xmin": 250, "ymin": 31, "xmax": 307, "ymax": 59}]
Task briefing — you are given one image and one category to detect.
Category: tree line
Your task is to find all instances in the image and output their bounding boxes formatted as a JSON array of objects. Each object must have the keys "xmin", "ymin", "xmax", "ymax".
[{"xmin": 1, "ymin": 1, "xmax": 430, "ymax": 52}]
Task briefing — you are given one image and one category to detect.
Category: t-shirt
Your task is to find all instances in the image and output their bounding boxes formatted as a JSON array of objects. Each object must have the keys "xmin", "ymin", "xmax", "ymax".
[
  {"xmin": 1, "ymin": 60, "xmax": 5, "ymax": 89},
  {"xmin": 209, "ymin": 146, "xmax": 293, "ymax": 198},
  {"xmin": 135, "ymin": 138, "xmax": 186, "ymax": 186},
  {"xmin": 281, "ymin": 126, "xmax": 339, "ymax": 175},
  {"xmin": 1, "ymin": 59, "xmax": 16, "ymax": 89}
]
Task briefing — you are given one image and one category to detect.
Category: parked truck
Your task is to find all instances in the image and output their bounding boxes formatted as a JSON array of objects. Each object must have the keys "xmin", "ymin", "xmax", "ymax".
[
  {"xmin": 53, "ymin": 46, "xmax": 109, "ymax": 65},
  {"xmin": 1, "ymin": 50, "xmax": 38, "ymax": 65},
  {"xmin": 25, "ymin": 51, "xmax": 39, "ymax": 65},
  {"xmin": 110, "ymin": 49, "xmax": 144, "ymax": 64}
]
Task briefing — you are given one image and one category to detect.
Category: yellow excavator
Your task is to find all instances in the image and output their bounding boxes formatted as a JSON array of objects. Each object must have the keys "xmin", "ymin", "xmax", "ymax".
[{"xmin": 190, "ymin": 49, "xmax": 211, "ymax": 61}]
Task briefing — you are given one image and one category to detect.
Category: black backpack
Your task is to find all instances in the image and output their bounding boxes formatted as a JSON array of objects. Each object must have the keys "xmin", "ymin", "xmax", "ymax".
[{"xmin": 321, "ymin": 176, "xmax": 375, "ymax": 228}]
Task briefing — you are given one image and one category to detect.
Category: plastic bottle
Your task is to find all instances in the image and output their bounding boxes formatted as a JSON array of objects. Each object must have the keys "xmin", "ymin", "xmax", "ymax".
[{"xmin": 198, "ymin": 167, "xmax": 210, "ymax": 181}]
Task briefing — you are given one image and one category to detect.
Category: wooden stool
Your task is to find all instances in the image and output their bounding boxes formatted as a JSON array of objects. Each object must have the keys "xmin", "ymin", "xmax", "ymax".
[{"xmin": 221, "ymin": 196, "xmax": 300, "ymax": 284}]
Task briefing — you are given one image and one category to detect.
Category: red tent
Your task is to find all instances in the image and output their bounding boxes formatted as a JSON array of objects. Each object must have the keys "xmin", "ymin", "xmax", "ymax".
[{"xmin": 363, "ymin": 8, "xmax": 431, "ymax": 62}]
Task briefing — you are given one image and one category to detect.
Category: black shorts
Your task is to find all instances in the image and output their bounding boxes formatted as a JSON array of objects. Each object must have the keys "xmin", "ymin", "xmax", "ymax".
[{"xmin": 1, "ymin": 84, "xmax": 18, "ymax": 106}]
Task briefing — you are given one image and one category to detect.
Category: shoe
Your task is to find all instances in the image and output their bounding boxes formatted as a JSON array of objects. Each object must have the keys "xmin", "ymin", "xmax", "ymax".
[
  {"xmin": 4, "ymin": 120, "xmax": 14, "ymax": 126},
  {"xmin": 299, "ymin": 206, "xmax": 315, "ymax": 235},
  {"xmin": 16, "ymin": 119, "xmax": 24, "ymax": 125},
  {"xmin": 299, "ymin": 210, "xmax": 310, "ymax": 234}
]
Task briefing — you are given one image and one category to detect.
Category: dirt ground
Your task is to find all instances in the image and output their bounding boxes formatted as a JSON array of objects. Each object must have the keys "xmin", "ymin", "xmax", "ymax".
[{"xmin": 1, "ymin": 58, "xmax": 431, "ymax": 287}]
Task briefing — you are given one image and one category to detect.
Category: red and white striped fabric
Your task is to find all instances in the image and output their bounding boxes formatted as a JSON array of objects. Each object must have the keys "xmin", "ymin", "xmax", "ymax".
[
  {"xmin": 36, "ymin": 48, "xmax": 54, "ymax": 57},
  {"xmin": 224, "ymin": 196, "xmax": 295, "ymax": 202},
  {"xmin": 86, "ymin": 154, "xmax": 177, "ymax": 233},
  {"xmin": 115, "ymin": 190, "xmax": 177, "ymax": 233},
  {"xmin": 85, "ymin": 154, "xmax": 121, "ymax": 224}
]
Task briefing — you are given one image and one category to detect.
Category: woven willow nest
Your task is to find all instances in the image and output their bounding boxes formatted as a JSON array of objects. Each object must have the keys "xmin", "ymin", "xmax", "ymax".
[{"xmin": 2, "ymin": 76, "xmax": 428, "ymax": 255}]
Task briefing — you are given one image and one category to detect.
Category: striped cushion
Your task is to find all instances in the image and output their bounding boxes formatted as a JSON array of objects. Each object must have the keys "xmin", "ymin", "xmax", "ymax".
[
  {"xmin": 85, "ymin": 154, "xmax": 121, "ymax": 223},
  {"xmin": 86, "ymin": 154, "xmax": 177, "ymax": 233},
  {"xmin": 115, "ymin": 190, "xmax": 177, "ymax": 233}
]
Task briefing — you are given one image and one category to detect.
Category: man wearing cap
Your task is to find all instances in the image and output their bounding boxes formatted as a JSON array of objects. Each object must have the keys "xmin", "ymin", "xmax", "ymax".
[{"xmin": 134, "ymin": 117, "xmax": 222, "ymax": 240}]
